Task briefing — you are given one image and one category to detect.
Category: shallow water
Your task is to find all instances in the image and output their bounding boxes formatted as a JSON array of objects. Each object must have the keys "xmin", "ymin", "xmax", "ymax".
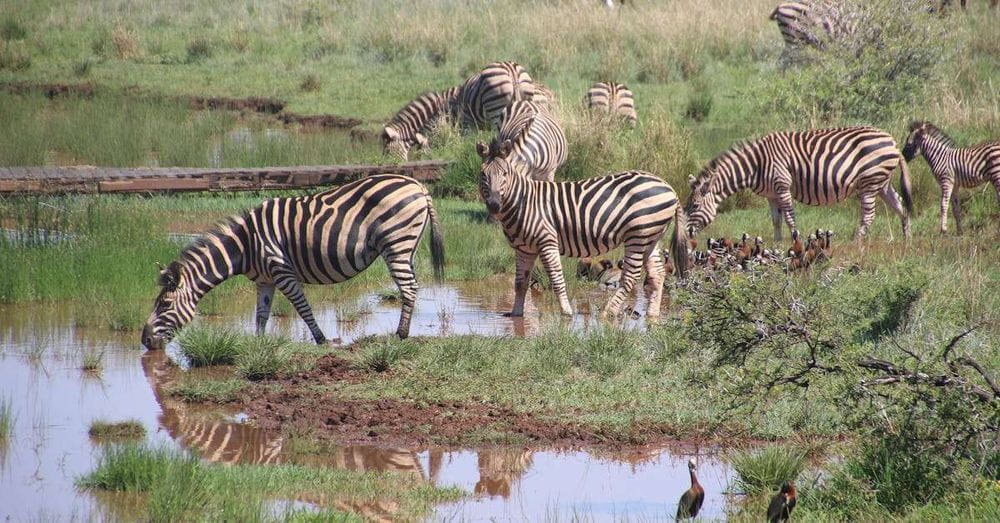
[{"xmin": 0, "ymin": 284, "xmax": 733, "ymax": 521}]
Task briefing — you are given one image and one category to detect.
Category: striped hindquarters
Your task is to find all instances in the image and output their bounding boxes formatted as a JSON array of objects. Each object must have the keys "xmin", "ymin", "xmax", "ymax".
[
  {"xmin": 458, "ymin": 61, "xmax": 535, "ymax": 128},
  {"xmin": 497, "ymin": 100, "xmax": 567, "ymax": 182},
  {"xmin": 585, "ymin": 81, "xmax": 637, "ymax": 126},
  {"xmin": 532, "ymin": 82, "xmax": 557, "ymax": 111},
  {"xmin": 770, "ymin": 1, "xmax": 849, "ymax": 49}
]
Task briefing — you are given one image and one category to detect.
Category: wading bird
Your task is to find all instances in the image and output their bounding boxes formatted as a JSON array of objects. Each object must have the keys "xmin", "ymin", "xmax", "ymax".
[{"xmin": 676, "ymin": 457, "xmax": 704, "ymax": 520}]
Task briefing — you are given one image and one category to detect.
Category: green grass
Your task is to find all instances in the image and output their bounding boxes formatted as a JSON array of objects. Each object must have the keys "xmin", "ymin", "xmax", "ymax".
[
  {"xmin": 234, "ymin": 334, "xmax": 292, "ymax": 381},
  {"xmin": 81, "ymin": 349, "xmax": 104, "ymax": 372},
  {"xmin": 88, "ymin": 419, "xmax": 146, "ymax": 441},
  {"xmin": 176, "ymin": 326, "xmax": 242, "ymax": 367},
  {"xmin": 169, "ymin": 378, "xmax": 247, "ymax": 404},
  {"xmin": 0, "ymin": 396, "xmax": 12, "ymax": 442},
  {"xmin": 77, "ymin": 443, "xmax": 463, "ymax": 521},
  {"xmin": 730, "ymin": 445, "xmax": 807, "ymax": 495}
]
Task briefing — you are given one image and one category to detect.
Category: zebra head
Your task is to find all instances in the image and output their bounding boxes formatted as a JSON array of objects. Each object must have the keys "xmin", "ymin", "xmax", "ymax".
[
  {"xmin": 684, "ymin": 170, "xmax": 721, "ymax": 235},
  {"xmin": 902, "ymin": 121, "xmax": 929, "ymax": 162},
  {"xmin": 141, "ymin": 261, "xmax": 198, "ymax": 350},
  {"xmin": 381, "ymin": 126, "xmax": 428, "ymax": 162},
  {"xmin": 476, "ymin": 140, "xmax": 516, "ymax": 215}
]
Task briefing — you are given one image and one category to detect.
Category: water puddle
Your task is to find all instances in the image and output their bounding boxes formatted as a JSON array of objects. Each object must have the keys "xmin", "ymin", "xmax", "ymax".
[{"xmin": 0, "ymin": 284, "xmax": 731, "ymax": 521}]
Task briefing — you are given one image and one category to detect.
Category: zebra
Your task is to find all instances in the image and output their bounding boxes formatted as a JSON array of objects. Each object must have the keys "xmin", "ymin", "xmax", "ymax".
[
  {"xmin": 456, "ymin": 61, "xmax": 535, "ymax": 130},
  {"xmin": 770, "ymin": 1, "xmax": 853, "ymax": 51},
  {"xmin": 531, "ymin": 82, "xmax": 557, "ymax": 112},
  {"xmin": 141, "ymin": 174, "xmax": 445, "ymax": 349},
  {"xmin": 476, "ymin": 139, "xmax": 689, "ymax": 319},
  {"xmin": 382, "ymin": 86, "xmax": 461, "ymax": 161},
  {"xmin": 902, "ymin": 121, "xmax": 1000, "ymax": 234},
  {"xmin": 685, "ymin": 126, "xmax": 913, "ymax": 241},
  {"xmin": 584, "ymin": 81, "xmax": 637, "ymax": 127},
  {"xmin": 495, "ymin": 100, "xmax": 567, "ymax": 182}
]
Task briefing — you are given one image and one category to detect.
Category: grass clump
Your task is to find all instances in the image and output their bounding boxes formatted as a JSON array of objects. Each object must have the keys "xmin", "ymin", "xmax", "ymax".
[
  {"xmin": 299, "ymin": 73, "xmax": 321, "ymax": 92},
  {"xmin": 81, "ymin": 349, "xmax": 105, "ymax": 372},
  {"xmin": 730, "ymin": 445, "xmax": 807, "ymax": 495},
  {"xmin": 0, "ymin": 396, "xmax": 12, "ymax": 442},
  {"xmin": 0, "ymin": 41, "xmax": 31, "ymax": 71},
  {"xmin": 78, "ymin": 443, "xmax": 463, "ymax": 521},
  {"xmin": 169, "ymin": 378, "xmax": 246, "ymax": 403},
  {"xmin": 72, "ymin": 57, "xmax": 95, "ymax": 77},
  {"xmin": 235, "ymin": 335, "xmax": 292, "ymax": 381},
  {"xmin": 88, "ymin": 419, "xmax": 146, "ymax": 441},
  {"xmin": 176, "ymin": 326, "xmax": 242, "ymax": 367},
  {"xmin": 354, "ymin": 338, "xmax": 419, "ymax": 373},
  {"xmin": 185, "ymin": 38, "xmax": 212, "ymax": 63},
  {"xmin": 1, "ymin": 17, "xmax": 27, "ymax": 41},
  {"xmin": 111, "ymin": 24, "xmax": 140, "ymax": 60}
]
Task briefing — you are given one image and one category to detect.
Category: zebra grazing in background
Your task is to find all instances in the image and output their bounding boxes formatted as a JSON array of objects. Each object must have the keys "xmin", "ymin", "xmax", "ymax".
[
  {"xmin": 685, "ymin": 126, "xmax": 913, "ymax": 241},
  {"xmin": 457, "ymin": 61, "xmax": 535, "ymax": 129},
  {"xmin": 770, "ymin": 1, "xmax": 853, "ymax": 51},
  {"xmin": 495, "ymin": 100, "xmax": 567, "ymax": 182},
  {"xmin": 141, "ymin": 174, "xmax": 445, "ymax": 348},
  {"xmin": 584, "ymin": 81, "xmax": 637, "ymax": 127},
  {"xmin": 903, "ymin": 121, "xmax": 1000, "ymax": 233},
  {"xmin": 382, "ymin": 86, "xmax": 460, "ymax": 161},
  {"xmin": 477, "ymin": 139, "xmax": 689, "ymax": 319}
]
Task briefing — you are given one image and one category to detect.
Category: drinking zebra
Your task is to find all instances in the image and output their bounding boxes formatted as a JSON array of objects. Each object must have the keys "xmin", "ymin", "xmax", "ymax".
[
  {"xmin": 495, "ymin": 100, "xmax": 567, "ymax": 182},
  {"xmin": 477, "ymin": 140, "xmax": 688, "ymax": 319},
  {"xmin": 685, "ymin": 126, "xmax": 913, "ymax": 241},
  {"xmin": 141, "ymin": 174, "xmax": 445, "ymax": 348},
  {"xmin": 902, "ymin": 121, "xmax": 1000, "ymax": 233},
  {"xmin": 584, "ymin": 81, "xmax": 637, "ymax": 127},
  {"xmin": 382, "ymin": 86, "xmax": 460, "ymax": 161},
  {"xmin": 457, "ymin": 61, "xmax": 535, "ymax": 129}
]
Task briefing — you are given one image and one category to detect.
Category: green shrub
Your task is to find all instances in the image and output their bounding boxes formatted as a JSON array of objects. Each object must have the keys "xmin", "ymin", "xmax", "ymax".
[
  {"xmin": 731, "ymin": 445, "xmax": 807, "ymax": 495},
  {"xmin": 177, "ymin": 326, "xmax": 242, "ymax": 366}
]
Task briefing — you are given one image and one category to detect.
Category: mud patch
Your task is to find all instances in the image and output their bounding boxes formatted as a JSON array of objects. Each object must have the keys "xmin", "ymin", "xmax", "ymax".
[
  {"xmin": 277, "ymin": 112, "xmax": 361, "ymax": 129},
  {"xmin": 241, "ymin": 354, "xmax": 695, "ymax": 448},
  {"xmin": 188, "ymin": 95, "xmax": 286, "ymax": 114},
  {"xmin": 2, "ymin": 81, "xmax": 96, "ymax": 98}
]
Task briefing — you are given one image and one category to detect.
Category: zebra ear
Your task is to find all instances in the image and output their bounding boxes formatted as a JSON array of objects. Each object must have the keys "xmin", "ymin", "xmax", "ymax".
[
  {"xmin": 498, "ymin": 140, "xmax": 514, "ymax": 159},
  {"xmin": 383, "ymin": 126, "xmax": 398, "ymax": 140},
  {"xmin": 414, "ymin": 132, "xmax": 429, "ymax": 148},
  {"xmin": 688, "ymin": 174, "xmax": 696, "ymax": 187},
  {"xmin": 476, "ymin": 142, "xmax": 490, "ymax": 159},
  {"xmin": 158, "ymin": 261, "xmax": 182, "ymax": 291}
]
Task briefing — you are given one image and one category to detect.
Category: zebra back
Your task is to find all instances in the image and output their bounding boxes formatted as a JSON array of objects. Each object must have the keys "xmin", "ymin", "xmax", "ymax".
[
  {"xmin": 585, "ymin": 81, "xmax": 637, "ymax": 126},
  {"xmin": 458, "ymin": 61, "xmax": 534, "ymax": 129},
  {"xmin": 770, "ymin": 1, "xmax": 852, "ymax": 49},
  {"xmin": 495, "ymin": 100, "xmax": 567, "ymax": 182},
  {"xmin": 904, "ymin": 120, "xmax": 1000, "ymax": 188},
  {"xmin": 382, "ymin": 86, "xmax": 461, "ymax": 160}
]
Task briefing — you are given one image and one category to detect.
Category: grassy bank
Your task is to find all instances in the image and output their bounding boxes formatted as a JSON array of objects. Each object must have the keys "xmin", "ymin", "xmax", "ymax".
[{"xmin": 78, "ymin": 443, "xmax": 462, "ymax": 521}]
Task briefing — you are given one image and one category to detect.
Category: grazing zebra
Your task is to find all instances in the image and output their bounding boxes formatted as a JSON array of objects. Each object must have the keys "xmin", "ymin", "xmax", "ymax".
[
  {"xmin": 584, "ymin": 81, "xmax": 637, "ymax": 127},
  {"xmin": 382, "ymin": 86, "xmax": 461, "ymax": 161},
  {"xmin": 902, "ymin": 121, "xmax": 1000, "ymax": 233},
  {"xmin": 141, "ymin": 175, "xmax": 445, "ymax": 349},
  {"xmin": 477, "ymin": 140, "xmax": 689, "ymax": 319},
  {"xmin": 685, "ymin": 126, "xmax": 913, "ymax": 241},
  {"xmin": 495, "ymin": 100, "xmax": 567, "ymax": 182},
  {"xmin": 770, "ymin": 1, "xmax": 853, "ymax": 50},
  {"xmin": 456, "ymin": 61, "xmax": 535, "ymax": 129},
  {"xmin": 531, "ymin": 82, "xmax": 557, "ymax": 111}
]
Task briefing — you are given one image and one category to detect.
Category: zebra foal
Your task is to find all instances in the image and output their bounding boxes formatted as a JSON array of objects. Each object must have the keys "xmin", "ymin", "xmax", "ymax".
[
  {"xmin": 476, "ymin": 140, "xmax": 688, "ymax": 319},
  {"xmin": 685, "ymin": 126, "xmax": 913, "ymax": 241},
  {"xmin": 141, "ymin": 174, "xmax": 445, "ymax": 349},
  {"xmin": 903, "ymin": 121, "xmax": 1000, "ymax": 233}
]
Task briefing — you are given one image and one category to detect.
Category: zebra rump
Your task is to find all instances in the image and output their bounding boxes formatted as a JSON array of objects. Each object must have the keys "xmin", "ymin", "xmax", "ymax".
[
  {"xmin": 457, "ymin": 61, "xmax": 535, "ymax": 129},
  {"xmin": 495, "ymin": 100, "xmax": 567, "ymax": 182},
  {"xmin": 584, "ymin": 81, "xmax": 637, "ymax": 127}
]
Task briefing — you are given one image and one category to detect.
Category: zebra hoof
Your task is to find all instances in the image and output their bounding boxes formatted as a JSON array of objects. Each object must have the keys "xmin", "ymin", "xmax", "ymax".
[
  {"xmin": 503, "ymin": 311, "xmax": 524, "ymax": 318},
  {"xmin": 395, "ymin": 329, "xmax": 409, "ymax": 340}
]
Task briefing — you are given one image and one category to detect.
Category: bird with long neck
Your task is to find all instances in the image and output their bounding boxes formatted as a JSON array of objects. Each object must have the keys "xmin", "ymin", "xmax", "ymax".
[{"xmin": 676, "ymin": 457, "xmax": 705, "ymax": 520}]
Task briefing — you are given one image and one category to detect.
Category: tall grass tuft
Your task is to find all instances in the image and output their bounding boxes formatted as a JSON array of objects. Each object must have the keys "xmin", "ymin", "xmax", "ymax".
[
  {"xmin": 186, "ymin": 38, "xmax": 212, "ymax": 63},
  {"xmin": 88, "ymin": 419, "xmax": 146, "ymax": 441},
  {"xmin": 176, "ymin": 326, "xmax": 242, "ymax": 367},
  {"xmin": 77, "ymin": 443, "xmax": 188, "ymax": 492},
  {"xmin": 355, "ymin": 338, "xmax": 419, "ymax": 373},
  {"xmin": 0, "ymin": 396, "xmax": 12, "ymax": 442},
  {"xmin": 731, "ymin": 445, "xmax": 807, "ymax": 495},
  {"xmin": 235, "ymin": 334, "xmax": 291, "ymax": 381}
]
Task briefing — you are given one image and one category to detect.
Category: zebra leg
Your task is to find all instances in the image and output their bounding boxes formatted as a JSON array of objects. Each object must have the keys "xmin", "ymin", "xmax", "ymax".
[
  {"xmin": 273, "ymin": 274, "xmax": 328, "ymax": 345},
  {"xmin": 508, "ymin": 251, "xmax": 538, "ymax": 317},
  {"xmin": 951, "ymin": 189, "xmax": 963, "ymax": 235},
  {"xmin": 538, "ymin": 245, "xmax": 572, "ymax": 316},
  {"xmin": 642, "ymin": 248, "xmax": 666, "ymax": 318},
  {"xmin": 878, "ymin": 185, "xmax": 912, "ymax": 239},
  {"xmin": 383, "ymin": 251, "xmax": 419, "ymax": 339},
  {"xmin": 769, "ymin": 199, "xmax": 784, "ymax": 242},
  {"xmin": 854, "ymin": 191, "xmax": 879, "ymax": 240},
  {"xmin": 777, "ymin": 192, "xmax": 798, "ymax": 239},
  {"xmin": 602, "ymin": 247, "xmax": 645, "ymax": 319},
  {"xmin": 255, "ymin": 283, "xmax": 276, "ymax": 335},
  {"xmin": 940, "ymin": 182, "xmax": 954, "ymax": 234}
]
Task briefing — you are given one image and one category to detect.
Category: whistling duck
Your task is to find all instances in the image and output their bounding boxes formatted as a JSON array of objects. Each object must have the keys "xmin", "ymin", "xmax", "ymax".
[
  {"xmin": 676, "ymin": 457, "xmax": 705, "ymax": 520},
  {"xmin": 766, "ymin": 480, "xmax": 797, "ymax": 523}
]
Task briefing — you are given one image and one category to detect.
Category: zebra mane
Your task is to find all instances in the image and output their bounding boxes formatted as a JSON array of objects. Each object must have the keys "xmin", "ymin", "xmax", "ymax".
[
  {"xmin": 911, "ymin": 121, "xmax": 956, "ymax": 148},
  {"xmin": 695, "ymin": 139, "xmax": 754, "ymax": 185},
  {"xmin": 176, "ymin": 212, "xmax": 249, "ymax": 268}
]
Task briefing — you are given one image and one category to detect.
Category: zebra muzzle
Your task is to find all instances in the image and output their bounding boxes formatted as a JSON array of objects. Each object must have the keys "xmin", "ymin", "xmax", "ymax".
[{"xmin": 485, "ymin": 197, "xmax": 502, "ymax": 215}]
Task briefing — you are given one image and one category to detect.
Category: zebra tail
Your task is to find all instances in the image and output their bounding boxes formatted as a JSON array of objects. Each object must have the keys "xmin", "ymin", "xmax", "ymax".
[
  {"xmin": 426, "ymin": 195, "xmax": 446, "ymax": 282},
  {"xmin": 671, "ymin": 206, "xmax": 689, "ymax": 279},
  {"xmin": 899, "ymin": 155, "xmax": 914, "ymax": 216}
]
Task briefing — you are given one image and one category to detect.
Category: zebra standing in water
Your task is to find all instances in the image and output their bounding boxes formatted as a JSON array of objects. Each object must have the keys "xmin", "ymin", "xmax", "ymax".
[
  {"xmin": 495, "ymin": 100, "xmax": 567, "ymax": 182},
  {"xmin": 903, "ymin": 121, "xmax": 1000, "ymax": 233},
  {"xmin": 382, "ymin": 86, "xmax": 461, "ymax": 161},
  {"xmin": 457, "ymin": 61, "xmax": 535, "ymax": 129},
  {"xmin": 141, "ymin": 175, "xmax": 445, "ymax": 348},
  {"xmin": 584, "ymin": 81, "xmax": 637, "ymax": 127},
  {"xmin": 685, "ymin": 126, "xmax": 913, "ymax": 241},
  {"xmin": 477, "ymin": 140, "xmax": 688, "ymax": 319}
]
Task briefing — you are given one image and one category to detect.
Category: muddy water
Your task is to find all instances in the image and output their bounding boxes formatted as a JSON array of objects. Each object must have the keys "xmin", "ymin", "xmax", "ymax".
[{"xmin": 0, "ymin": 285, "xmax": 734, "ymax": 521}]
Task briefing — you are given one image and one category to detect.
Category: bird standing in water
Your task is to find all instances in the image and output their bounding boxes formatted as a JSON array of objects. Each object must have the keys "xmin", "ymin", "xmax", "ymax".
[
  {"xmin": 767, "ymin": 480, "xmax": 797, "ymax": 522},
  {"xmin": 676, "ymin": 457, "xmax": 705, "ymax": 520}
]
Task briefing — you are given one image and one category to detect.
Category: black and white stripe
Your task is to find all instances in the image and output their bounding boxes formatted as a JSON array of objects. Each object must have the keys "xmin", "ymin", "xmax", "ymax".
[
  {"xmin": 584, "ymin": 81, "xmax": 637, "ymax": 127},
  {"xmin": 495, "ymin": 100, "xmax": 567, "ymax": 182},
  {"xmin": 770, "ymin": 1, "xmax": 852, "ymax": 50},
  {"xmin": 477, "ymin": 140, "xmax": 689, "ymax": 319},
  {"xmin": 685, "ymin": 126, "xmax": 913, "ymax": 240},
  {"xmin": 457, "ymin": 61, "xmax": 535, "ymax": 129},
  {"xmin": 382, "ymin": 86, "xmax": 461, "ymax": 161},
  {"xmin": 141, "ymin": 174, "xmax": 446, "ymax": 348},
  {"xmin": 903, "ymin": 121, "xmax": 1000, "ymax": 233}
]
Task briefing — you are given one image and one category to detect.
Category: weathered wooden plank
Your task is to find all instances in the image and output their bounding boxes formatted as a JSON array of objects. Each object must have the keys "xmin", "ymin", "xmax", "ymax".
[{"xmin": 99, "ymin": 178, "xmax": 212, "ymax": 193}]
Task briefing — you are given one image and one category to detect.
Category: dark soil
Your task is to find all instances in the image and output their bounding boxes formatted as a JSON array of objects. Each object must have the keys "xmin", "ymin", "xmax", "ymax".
[
  {"xmin": 241, "ymin": 354, "xmax": 708, "ymax": 449},
  {"xmin": 2, "ymin": 82, "xmax": 96, "ymax": 98},
  {"xmin": 188, "ymin": 95, "xmax": 286, "ymax": 114},
  {"xmin": 277, "ymin": 112, "xmax": 361, "ymax": 129}
]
